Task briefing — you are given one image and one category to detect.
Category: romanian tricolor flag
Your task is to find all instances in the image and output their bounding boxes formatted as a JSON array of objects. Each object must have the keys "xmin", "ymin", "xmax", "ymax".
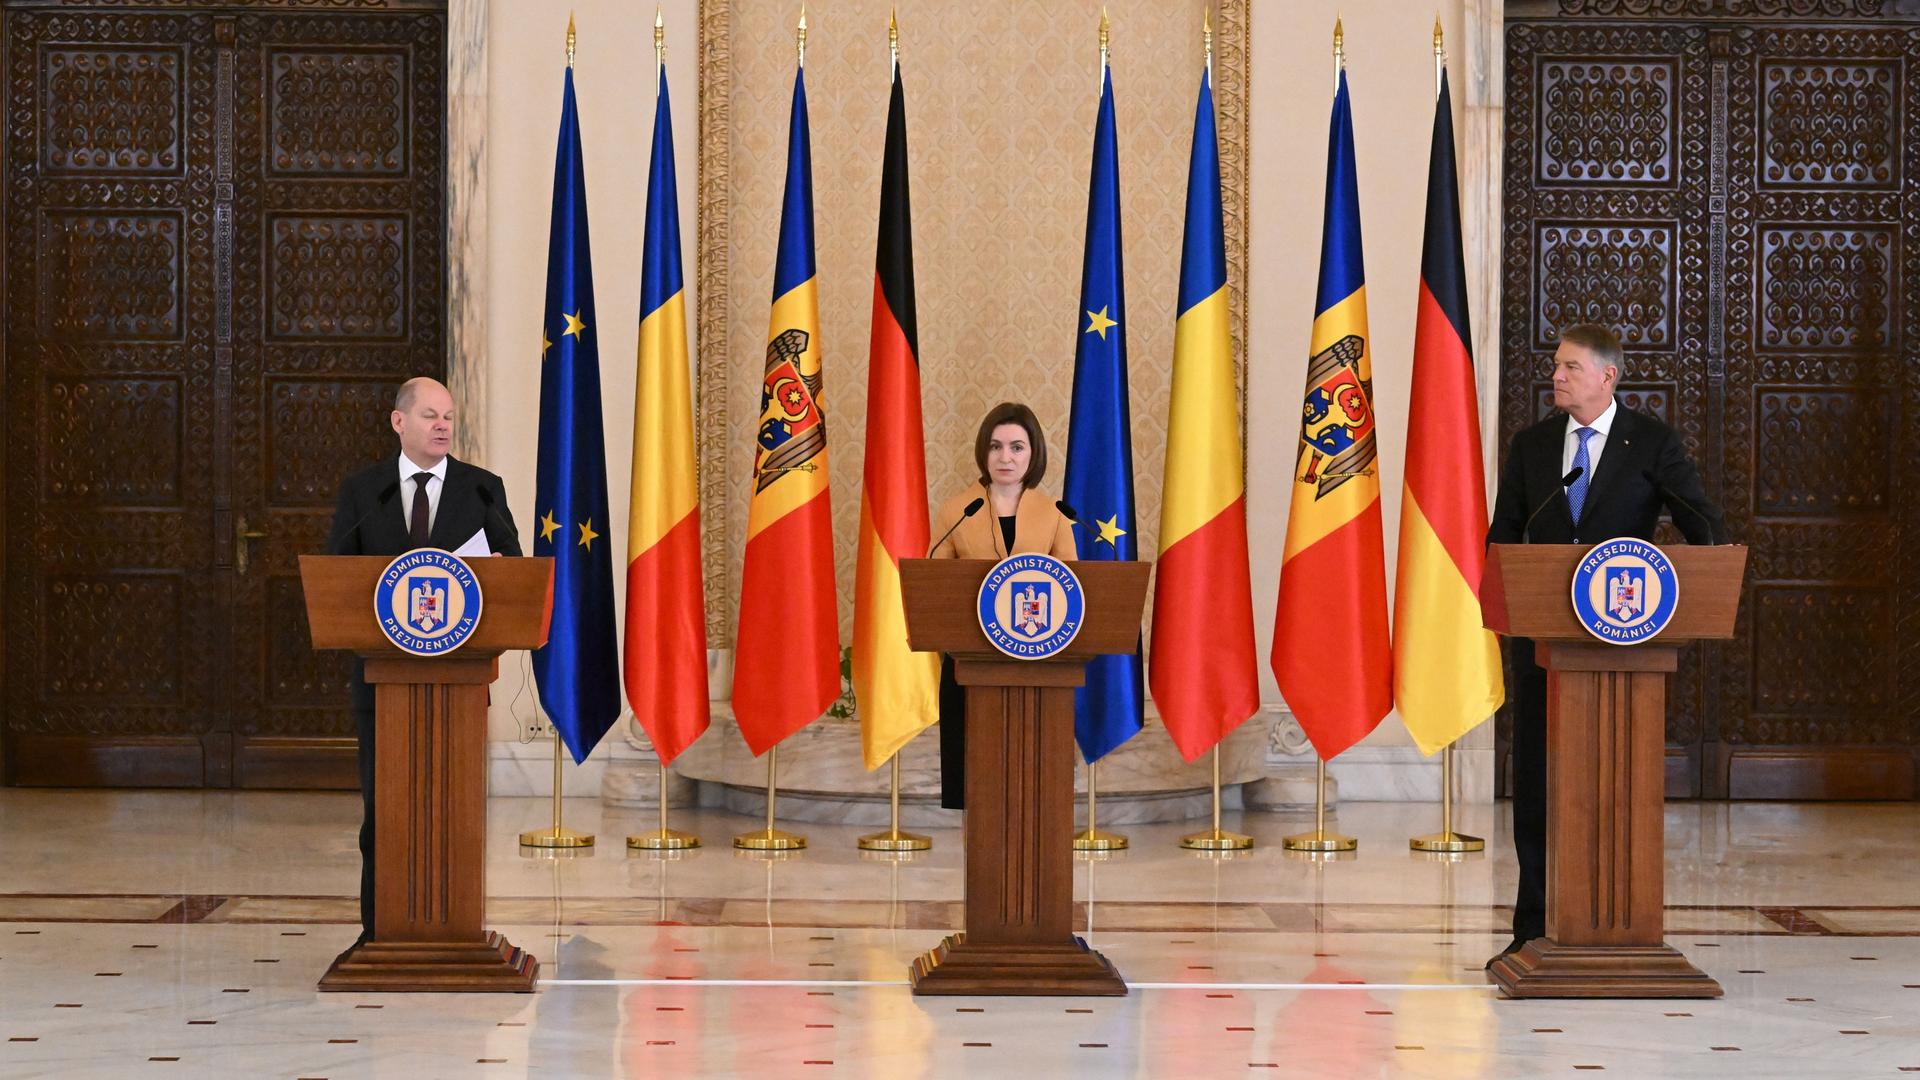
[
  {"xmin": 623, "ymin": 55, "xmax": 709, "ymax": 767},
  {"xmin": 1393, "ymin": 66, "xmax": 1503, "ymax": 755},
  {"xmin": 731, "ymin": 58, "xmax": 839, "ymax": 757},
  {"xmin": 852, "ymin": 49, "xmax": 937, "ymax": 771},
  {"xmin": 1272, "ymin": 67, "xmax": 1393, "ymax": 761},
  {"xmin": 1149, "ymin": 59, "xmax": 1260, "ymax": 763}
]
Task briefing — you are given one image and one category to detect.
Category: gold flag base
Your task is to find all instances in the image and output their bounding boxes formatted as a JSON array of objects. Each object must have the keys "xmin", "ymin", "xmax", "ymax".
[
  {"xmin": 1180, "ymin": 826, "xmax": 1253, "ymax": 851},
  {"xmin": 857, "ymin": 754, "xmax": 931, "ymax": 851},
  {"xmin": 1072, "ymin": 828, "xmax": 1129, "ymax": 852},
  {"xmin": 1409, "ymin": 830, "xmax": 1483, "ymax": 853},
  {"xmin": 521, "ymin": 737, "xmax": 591, "ymax": 848},
  {"xmin": 1281, "ymin": 828, "xmax": 1357, "ymax": 852},
  {"xmin": 519, "ymin": 827, "xmax": 594, "ymax": 849},
  {"xmin": 627, "ymin": 760, "xmax": 700, "ymax": 851},
  {"xmin": 1283, "ymin": 758, "xmax": 1352, "ymax": 851},
  {"xmin": 1072, "ymin": 760, "xmax": 1126, "ymax": 851},
  {"xmin": 733, "ymin": 828, "xmax": 807, "ymax": 851},
  {"xmin": 858, "ymin": 829, "xmax": 932, "ymax": 852},
  {"xmin": 628, "ymin": 829, "xmax": 700, "ymax": 851},
  {"xmin": 1180, "ymin": 748, "xmax": 1250, "ymax": 850},
  {"xmin": 734, "ymin": 745, "xmax": 804, "ymax": 851}
]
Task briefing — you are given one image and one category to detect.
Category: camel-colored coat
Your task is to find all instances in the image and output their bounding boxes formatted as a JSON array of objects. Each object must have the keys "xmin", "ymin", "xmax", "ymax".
[{"xmin": 929, "ymin": 483, "xmax": 1078, "ymax": 561}]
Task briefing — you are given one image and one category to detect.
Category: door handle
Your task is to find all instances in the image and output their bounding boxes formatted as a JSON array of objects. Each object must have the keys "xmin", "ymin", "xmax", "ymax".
[{"xmin": 236, "ymin": 515, "xmax": 267, "ymax": 576}]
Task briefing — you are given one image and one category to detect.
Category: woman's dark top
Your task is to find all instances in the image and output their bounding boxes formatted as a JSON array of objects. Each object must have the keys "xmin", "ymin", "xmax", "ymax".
[{"xmin": 997, "ymin": 515, "xmax": 1016, "ymax": 554}]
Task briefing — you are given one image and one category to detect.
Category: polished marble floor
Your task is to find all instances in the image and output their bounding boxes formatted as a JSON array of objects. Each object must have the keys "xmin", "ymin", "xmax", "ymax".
[{"xmin": 1, "ymin": 791, "xmax": 1916, "ymax": 1078}]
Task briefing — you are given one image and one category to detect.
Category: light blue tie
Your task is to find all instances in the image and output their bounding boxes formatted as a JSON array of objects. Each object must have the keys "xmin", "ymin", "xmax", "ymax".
[{"xmin": 1567, "ymin": 426, "xmax": 1596, "ymax": 525}]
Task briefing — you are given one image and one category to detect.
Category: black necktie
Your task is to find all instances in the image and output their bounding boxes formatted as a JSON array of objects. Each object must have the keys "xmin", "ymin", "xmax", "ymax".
[{"xmin": 410, "ymin": 472, "xmax": 433, "ymax": 547}]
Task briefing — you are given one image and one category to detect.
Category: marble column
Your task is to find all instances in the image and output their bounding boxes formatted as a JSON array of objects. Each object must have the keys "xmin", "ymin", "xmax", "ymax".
[{"xmin": 447, "ymin": 0, "xmax": 488, "ymax": 464}]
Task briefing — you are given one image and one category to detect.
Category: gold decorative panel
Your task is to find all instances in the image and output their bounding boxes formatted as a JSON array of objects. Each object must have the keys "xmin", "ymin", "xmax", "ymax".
[{"xmin": 698, "ymin": 0, "xmax": 1249, "ymax": 642}]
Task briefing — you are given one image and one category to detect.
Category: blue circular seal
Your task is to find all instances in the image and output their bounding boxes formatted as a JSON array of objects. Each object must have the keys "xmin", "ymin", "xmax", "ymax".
[
  {"xmin": 373, "ymin": 548, "xmax": 484, "ymax": 656},
  {"xmin": 976, "ymin": 554, "xmax": 1085, "ymax": 660},
  {"xmin": 1569, "ymin": 537, "xmax": 1679, "ymax": 646}
]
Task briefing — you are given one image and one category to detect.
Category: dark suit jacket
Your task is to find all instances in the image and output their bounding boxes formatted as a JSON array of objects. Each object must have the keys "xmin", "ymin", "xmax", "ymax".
[
  {"xmin": 326, "ymin": 455, "xmax": 523, "ymax": 708},
  {"xmin": 1487, "ymin": 404, "xmax": 1723, "ymax": 548}
]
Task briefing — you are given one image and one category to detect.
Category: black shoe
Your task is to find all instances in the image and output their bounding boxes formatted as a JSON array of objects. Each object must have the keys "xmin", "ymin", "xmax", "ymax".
[{"xmin": 1484, "ymin": 938, "xmax": 1526, "ymax": 970}]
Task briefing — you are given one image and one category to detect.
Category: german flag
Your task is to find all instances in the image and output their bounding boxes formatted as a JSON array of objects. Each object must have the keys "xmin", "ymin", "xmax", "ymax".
[
  {"xmin": 852, "ymin": 49, "xmax": 937, "ymax": 771},
  {"xmin": 622, "ymin": 56, "xmax": 708, "ymax": 766},
  {"xmin": 1272, "ymin": 66, "xmax": 1393, "ymax": 761},
  {"xmin": 1393, "ymin": 66, "xmax": 1502, "ymax": 755},
  {"xmin": 1149, "ymin": 59, "xmax": 1260, "ymax": 763},
  {"xmin": 732, "ymin": 58, "xmax": 839, "ymax": 757}
]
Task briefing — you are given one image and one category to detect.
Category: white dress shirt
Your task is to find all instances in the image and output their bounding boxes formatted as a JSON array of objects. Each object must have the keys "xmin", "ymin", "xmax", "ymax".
[
  {"xmin": 1561, "ymin": 398, "xmax": 1618, "ymax": 480},
  {"xmin": 398, "ymin": 453, "xmax": 449, "ymax": 536}
]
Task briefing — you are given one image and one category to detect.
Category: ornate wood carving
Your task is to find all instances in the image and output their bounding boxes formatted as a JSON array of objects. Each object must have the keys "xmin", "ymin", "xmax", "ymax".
[
  {"xmin": 3, "ymin": 3, "xmax": 448, "ymax": 786},
  {"xmin": 268, "ymin": 48, "xmax": 406, "ymax": 175},
  {"xmin": 41, "ymin": 46, "xmax": 183, "ymax": 174},
  {"xmin": 1502, "ymin": 12, "xmax": 1919, "ymax": 798}
]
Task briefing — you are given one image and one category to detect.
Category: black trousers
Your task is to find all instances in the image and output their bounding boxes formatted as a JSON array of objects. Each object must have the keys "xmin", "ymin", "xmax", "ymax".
[
  {"xmin": 1508, "ymin": 636, "xmax": 1549, "ymax": 943},
  {"xmin": 937, "ymin": 655, "xmax": 965, "ymax": 810},
  {"xmin": 353, "ymin": 706, "xmax": 377, "ymax": 940}
]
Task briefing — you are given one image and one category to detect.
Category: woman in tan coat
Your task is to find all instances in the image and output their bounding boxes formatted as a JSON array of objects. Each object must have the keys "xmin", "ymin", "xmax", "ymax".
[{"xmin": 930, "ymin": 402, "xmax": 1077, "ymax": 809}]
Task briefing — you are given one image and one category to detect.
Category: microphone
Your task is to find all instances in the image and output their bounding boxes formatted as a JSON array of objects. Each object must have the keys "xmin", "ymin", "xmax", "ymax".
[
  {"xmin": 475, "ymin": 484, "xmax": 519, "ymax": 552},
  {"xmin": 1640, "ymin": 469, "xmax": 1722, "ymax": 545},
  {"xmin": 1520, "ymin": 466, "xmax": 1583, "ymax": 541},
  {"xmin": 927, "ymin": 497, "xmax": 985, "ymax": 558},
  {"xmin": 333, "ymin": 480, "xmax": 402, "ymax": 551},
  {"xmin": 1054, "ymin": 499, "xmax": 1080, "ymax": 525}
]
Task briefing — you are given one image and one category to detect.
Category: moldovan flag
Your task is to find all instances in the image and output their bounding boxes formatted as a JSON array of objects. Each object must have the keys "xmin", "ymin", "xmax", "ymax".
[
  {"xmin": 1393, "ymin": 67, "xmax": 1503, "ymax": 755},
  {"xmin": 731, "ymin": 59, "xmax": 839, "ymax": 756},
  {"xmin": 1149, "ymin": 60, "xmax": 1260, "ymax": 763},
  {"xmin": 623, "ymin": 59, "xmax": 709, "ymax": 766},
  {"xmin": 853, "ymin": 54, "xmax": 937, "ymax": 771},
  {"xmin": 1272, "ymin": 67, "xmax": 1393, "ymax": 761}
]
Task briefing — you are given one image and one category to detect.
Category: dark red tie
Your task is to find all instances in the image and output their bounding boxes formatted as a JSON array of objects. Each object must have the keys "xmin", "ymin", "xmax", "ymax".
[{"xmin": 410, "ymin": 472, "xmax": 432, "ymax": 547}]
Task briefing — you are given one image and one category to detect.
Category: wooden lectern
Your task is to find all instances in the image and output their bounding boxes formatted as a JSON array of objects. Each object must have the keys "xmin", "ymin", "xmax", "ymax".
[
  {"xmin": 898, "ymin": 558, "xmax": 1150, "ymax": 996},
  {"xmin": 1480, "ymin": 543, "xmax": 1746, "ymax": 998},
  {"xmin": 300, "ymin": 554, "xmax": 554, "ymax": 992}
]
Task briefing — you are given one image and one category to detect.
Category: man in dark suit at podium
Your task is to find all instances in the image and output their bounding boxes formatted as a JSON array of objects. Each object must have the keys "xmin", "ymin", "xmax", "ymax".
[
  {"xmin": 324, "ymin": 376, "xmax": 521, "ymax": 943},
  {"xmin": 1485, "ymin": 323, "xmax": 1723, "ymax": 967}
]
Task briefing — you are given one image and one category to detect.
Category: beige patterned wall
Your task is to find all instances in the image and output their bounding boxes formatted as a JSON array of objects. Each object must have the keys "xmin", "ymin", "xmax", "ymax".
[{"xmin": 697, "ymin": 0, "xmax": 1249, "ymax": 643}]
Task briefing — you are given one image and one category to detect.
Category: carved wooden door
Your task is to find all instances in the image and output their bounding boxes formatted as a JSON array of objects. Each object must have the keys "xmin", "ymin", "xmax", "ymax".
[
  {"xmin": 1, "ymin": 1, "xmax": 447, "ymax": 788},
  {"xmin": 1501, "ymin": 3, "xmax": 1918, "ymax": 800}
]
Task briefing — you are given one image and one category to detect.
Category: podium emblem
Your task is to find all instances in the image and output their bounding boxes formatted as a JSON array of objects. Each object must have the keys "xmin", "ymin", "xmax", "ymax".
[
  {"xmin": 1570, "ymin": 537, "xmax": 1678, "ymax": 645},
  {"xmin": 977, "ymin": 554, "xmax": 1084, "ymax": 660},
  {"xmin": 374, "ymin": 548, "xmax": 483, "ymax": 656}
]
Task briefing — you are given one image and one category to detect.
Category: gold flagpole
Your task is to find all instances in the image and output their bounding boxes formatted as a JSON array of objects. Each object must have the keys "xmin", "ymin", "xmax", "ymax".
[
  {"xmin": 859, "ymin": 751, "xmax": 932, "ymax": 851},
  {"xmin": 1411, "ymin": 742, "xmax": 1484, "ymax": 852},
  {"xmin": 1073, "ymin": 759, "xmax": 1128, "ymax": 852},
  {"xmin": 1181, "ymin": 745, "xmax": 1252, "ymax": 850},
  {"xmin": 735, "ymin": 744, "xmax": 806, "ymax": 850},
  {"xmin": 521, "ymin": 12, "xmax": 591, "ymax": 853},
  {"xmin": 1283, "ymin": 757, "xmax": 1357, "ymax": 851},
  {"xmin": 628, "ymin": 757, "xmax": 700, "ymax": 851},
  {"xmin": 521, "ymin": 733, "xmax": 594, "ymax": 848}
]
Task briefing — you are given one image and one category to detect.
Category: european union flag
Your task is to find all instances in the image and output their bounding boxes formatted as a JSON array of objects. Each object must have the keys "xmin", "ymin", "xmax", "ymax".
[
  {"xmin": 1064, "ymin": 61, "xmax": 1144, "ymax": 763},
  {"xmin": 531, "ymin": 63, "xmax": 620, "ymax": 764}
]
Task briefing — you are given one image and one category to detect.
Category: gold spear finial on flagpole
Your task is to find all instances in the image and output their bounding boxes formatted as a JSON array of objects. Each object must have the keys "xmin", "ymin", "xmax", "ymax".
[
  {"xmin": 797, "ymin": 4, "xmax": 808, "ymax": 66},
  {"xmin": 1099, "ymin": 7, "xmax": 1110, "ymax": 71},
  {"xmin": 1332, "ymin": 15, "xmax": 1345, "ymax": 91},
  {"xmin": 1203, "ymin": 8, "xmax": 1213, "ymax": 75},
  {"xmin": 889, "ymin": 6, "xmax": 898, "ymax": 69},
  {"xmin": 1433, "ymin": 14, "xmax": 1445, "ymax": 96},
  {"xmin": 655, "ymin": 5, "xmax": 666, "ymax": 68},
  {"xmin": 566, "ymin": 11, "xmax": 577, "ymax": 68}
]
